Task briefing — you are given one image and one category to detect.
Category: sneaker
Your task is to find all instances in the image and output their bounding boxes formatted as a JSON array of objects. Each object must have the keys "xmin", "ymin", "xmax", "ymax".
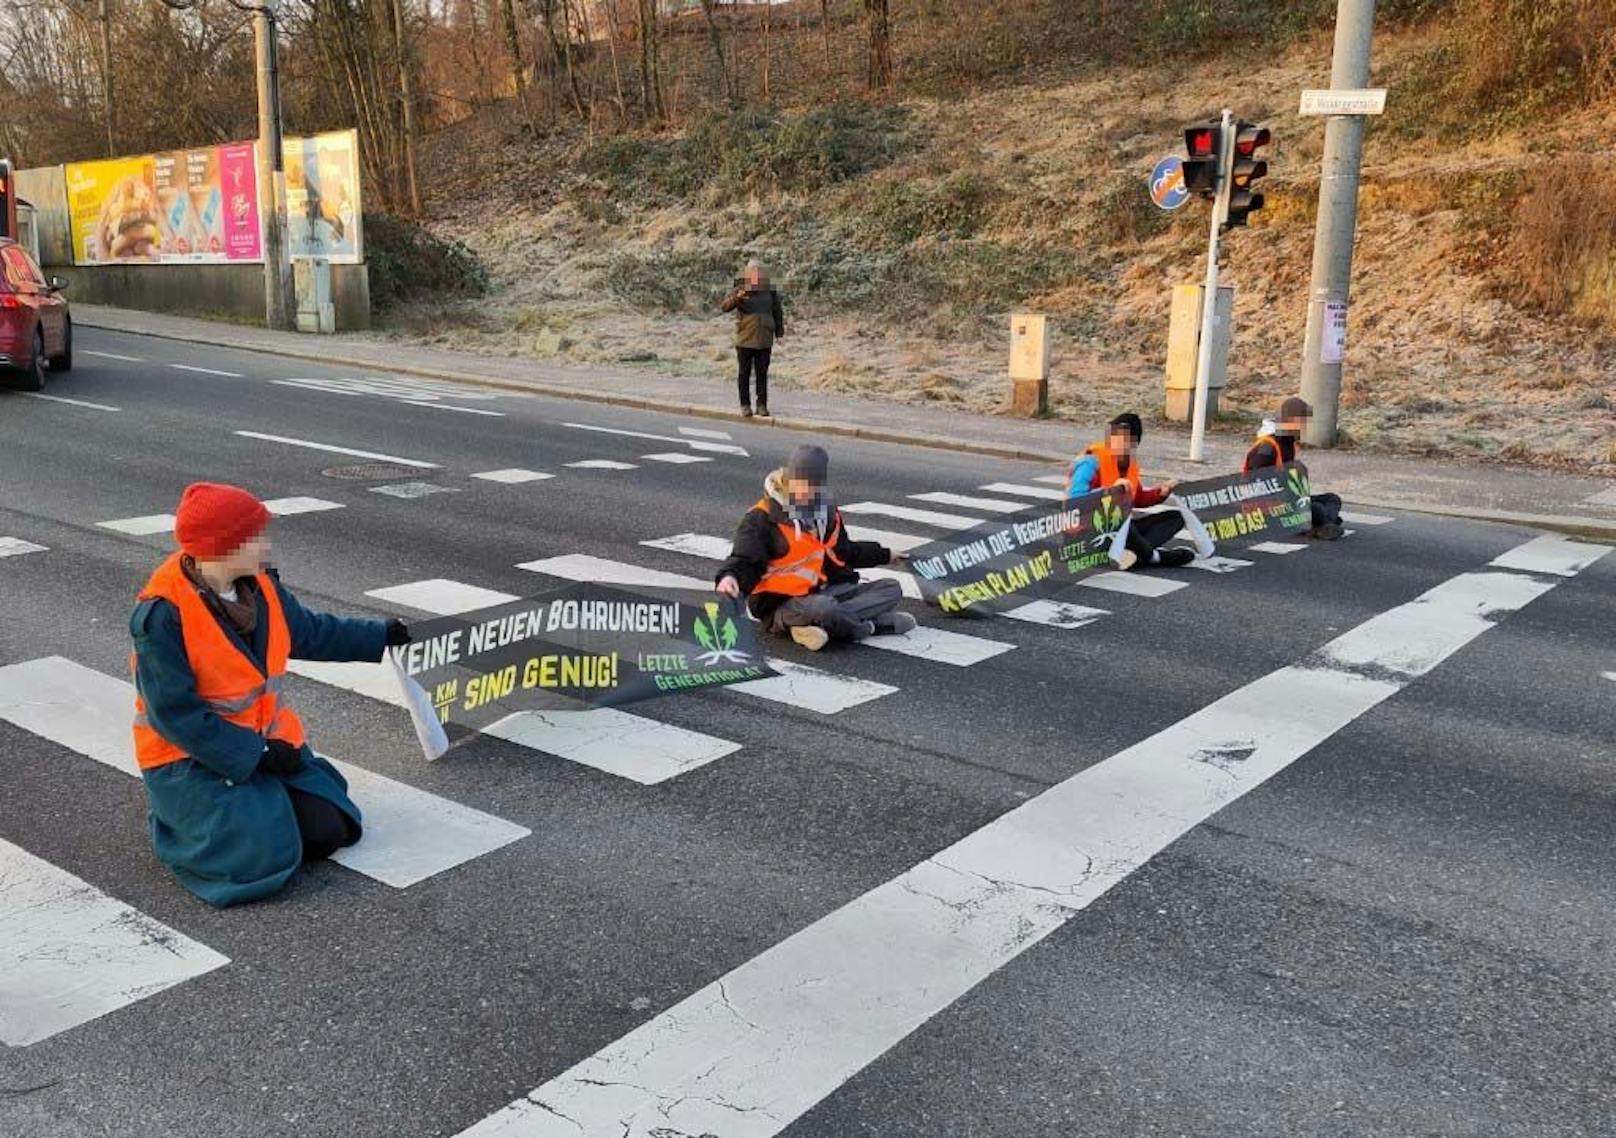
[
  {"xmin": 1311, "ymin": 522, "xmax": 1345, "ymax": 541},
  {"xmin": 873, "ymin": 611, "xmax": 917, "ymax": 636},
  {"xmin": 756, "ymin": 404, "xmax": 772, "ymax": 418},
  {"xmin": 741, "ymin": 405, "xmax": 754, "ymax": 418},
  {"xmin": 790, "ymin": 625, "xmax": 830, "ymax": 651},
  {"xmin": 1114, "ymin": 548, "xmax": 1140, "ymax": 572},
  {"xmin": 1158, "ymin": 547, "xmax": 1196, "ymax": 568}
]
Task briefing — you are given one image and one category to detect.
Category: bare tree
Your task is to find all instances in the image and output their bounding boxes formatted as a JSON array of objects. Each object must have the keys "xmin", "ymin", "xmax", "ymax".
[
  {"xmin": 636, "ymin": 0, "xmax": 663, "ymax": 122},
  {"xmin": 697, "ymin": 0, "xmax": 732, "ymax": 106},
  {"xmin": 499, "ymin": 0, "xmax": 525, "ymax": 98},
  {"xmin": 864, "ymin": 0, "xmax": 891, "ymax": 93}
]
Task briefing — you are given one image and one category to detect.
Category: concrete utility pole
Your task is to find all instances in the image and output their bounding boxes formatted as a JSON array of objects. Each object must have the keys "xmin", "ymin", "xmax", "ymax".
[
  {"xmin": 99, "ymin": 0, "xmax": 115, "ymax": 156},
  {"xmin": 252, "ymin": 0, "xmax": 295, "ymax": 330},
  {"xmin": 1298, "ymin": 0, "xmax": 1376, "ymax": 447}
]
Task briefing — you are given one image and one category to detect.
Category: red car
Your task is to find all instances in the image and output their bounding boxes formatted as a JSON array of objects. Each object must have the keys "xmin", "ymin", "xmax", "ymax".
[{"xmin": 0, "ymin": 237, "xmax": 71, "ymax": 391}]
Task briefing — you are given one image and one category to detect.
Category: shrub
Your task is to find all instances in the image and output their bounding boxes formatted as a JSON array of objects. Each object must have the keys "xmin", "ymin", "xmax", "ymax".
[
  {"xmin": 364, "ymin": 213, "xmax": 488, "ymax": 311},
  {"xmin": 860, "ymin": 171, "xmax": 995, "ymax": 245},
  {"xmin": 1505, "ymin": 159, "xmax": 1616, "ymax": 331}
]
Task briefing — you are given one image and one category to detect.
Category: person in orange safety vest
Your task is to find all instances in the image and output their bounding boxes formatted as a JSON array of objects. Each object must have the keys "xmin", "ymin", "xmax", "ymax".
[
  {"xmin": 715, "ymin": 445, "xmax": 917, "ymax": 651},
  {"xmin": 129, "ymin": 482, "xmax": 412, "ymax": 906}
]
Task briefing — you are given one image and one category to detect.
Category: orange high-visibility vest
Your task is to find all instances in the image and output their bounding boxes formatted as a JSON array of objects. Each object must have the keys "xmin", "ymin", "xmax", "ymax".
[
  {"xmin": 1082, "ymin": 443, "xmax": 1142, "ymax": 495},
  {"xmin": 751, "ymin": 499, "xmax": 846, "ymax": 597},
  {"xmin": 1241, "ymin": 433, "xmax": 1288, "ymax": 474},
  {"xmin": 130, "ymin": 553, "xmax": 306, "ymax": 772}
]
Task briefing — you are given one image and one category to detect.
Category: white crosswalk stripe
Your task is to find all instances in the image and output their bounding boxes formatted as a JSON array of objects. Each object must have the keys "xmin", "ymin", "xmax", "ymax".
[
  {"xmin": 562, "ymin": 422, "xmax": 749, "ymax": 456},
  {"xmin": 642, "ymin": 452, "xmax": 712, "ymax": 464},
  {"xmin": 1339, "ymin": 511, "xmax": 1393, "ymax": 526},
  {"xmin": 472, "ymin": 469, "xmax": 555, "ymax": 483},
  {"xmin": 368, "ymin": 579, "xmax": 520, "ymax": 614},
  {"xmin": 518, "ymin": 554, "xmax": 710, "ymax": 590},
  {"xmin": 641, "ymin": 533, "xmax": 927, "ymax": 602},
  {"xmin": 678, "ymin": 426, "xmax": 733, "ymax": 440},
  {"xmin": 566, "ymin": 459, "xmax": 638, "ymax": 470},
  {"xmin": 840, "ymin": 501, "xmax": 987, "ymax": 530},
  {"xmin": 0, "ymin": 537, "xmax": 48, "ymax": 557},
  {"xmin": 261, "ymin": 496, "xmax": 345, "ymax": 516},
  {"xmin": 0, "ymin": 657, "xmax": 529, "ymax": 889},
  {"xmin": 910, "ymin": 492, "xmax": 1031, "ymax": 514},
  {"xmin": 98, "ymin": 513, "xmax": 175, "ymax": 535},
  {"xmin": 1001, "ymin": 600, "xmax": 1110, "ymax": 628},
  {"xmin": 980, "ymin": 482, "xmax": 1067, "ymax": 501},
  {"xmin": 1187, "ymin": 555, "xmax": 1254, "ymax": 573},
  {"xmin": 1033, "ymin": 474, "xmax": 1069, "ymax": 485},
  {"xmin": 843, "ymin": 525, "xmax": 933, "ymax": 553},
  {"xmin": 1249, "ymin": 541, "xmax": 1309, "ymax": 555},
  {"xmin": 0, "ymin": 835, "xmax": 229, "ymax": 1047},
  {"xmin": 1487, "ymin": 533, "xmax": 1609, "ymax": 577},
  {"xmin": 1079, "ymin": 572, "xmax": 1190, "ymax": 597}
]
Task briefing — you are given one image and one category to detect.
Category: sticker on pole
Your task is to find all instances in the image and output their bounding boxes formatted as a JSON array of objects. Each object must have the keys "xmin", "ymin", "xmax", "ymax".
[
  {"xmin": 1321, "ymin": 300, "xmax": 1347, "ymax": 364},
  {"xmin": 1149, "ymin": 156, "xmax": 1190, "ymax": 211}
]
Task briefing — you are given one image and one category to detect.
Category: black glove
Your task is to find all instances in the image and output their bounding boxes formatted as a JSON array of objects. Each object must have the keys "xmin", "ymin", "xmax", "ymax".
[
  {"xmin": 259, "ymin": 738, "xmax": 304, "ymax": 777},
  {"xmin": 385, "ymin": 618, "xmax": 412, "ymax": 647}
]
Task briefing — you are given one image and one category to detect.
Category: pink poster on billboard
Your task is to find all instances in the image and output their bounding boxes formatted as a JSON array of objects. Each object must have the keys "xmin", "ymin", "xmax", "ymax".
[{"xmin": 217, "ymin": 143, "xmax": 262, "ymax": 261}]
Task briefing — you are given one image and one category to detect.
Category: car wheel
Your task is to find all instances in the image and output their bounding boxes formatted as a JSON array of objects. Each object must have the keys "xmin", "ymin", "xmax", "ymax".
[
  {"xmin": 48, "ymin": 319, "xmax": 72, "ymax": 372},
  {"xmin": 17, "ymin": 328, "xmax": 46, "ymax": 392}
]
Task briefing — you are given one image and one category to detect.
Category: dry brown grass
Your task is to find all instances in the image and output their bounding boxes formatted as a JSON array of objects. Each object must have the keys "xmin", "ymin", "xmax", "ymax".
[{"xmin": 1506, "ymin": 159, "xmax": 1616, "ymax": 331}]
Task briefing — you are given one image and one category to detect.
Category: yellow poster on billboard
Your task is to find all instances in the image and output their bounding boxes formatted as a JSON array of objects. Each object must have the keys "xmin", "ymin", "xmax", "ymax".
[
  {"xmin": 66, "ymin": 155, "xmax": 158, "ymax": 264},
  {"xmin": 285, "ymin": 130, "xmax": 362, "ymax": 264},
  {"xmin": 66, "ymin": 144, "xmax": 262, "ymax": 265}
]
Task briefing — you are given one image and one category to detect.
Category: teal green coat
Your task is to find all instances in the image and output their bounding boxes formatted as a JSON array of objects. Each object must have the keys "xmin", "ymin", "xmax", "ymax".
[{"xmin": 130, "ymin": 570, "xmax": 386, "ymax": 907}]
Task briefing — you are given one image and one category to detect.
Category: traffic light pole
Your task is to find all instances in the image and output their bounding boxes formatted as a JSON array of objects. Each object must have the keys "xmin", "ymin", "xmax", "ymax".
[
  {"xmin": 1298, "ymin": 0, "xmax": 1376, "ymax": 446},
  {"xmin": 1188, "ymin": 108, "xmax": 1233, "ymax": 463}
]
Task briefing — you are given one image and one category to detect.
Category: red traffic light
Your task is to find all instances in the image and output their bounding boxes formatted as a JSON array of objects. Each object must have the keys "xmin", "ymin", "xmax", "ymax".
[{"xmin": 1185, "ymin": 125, "xmax": 1219, "ymax": 158}]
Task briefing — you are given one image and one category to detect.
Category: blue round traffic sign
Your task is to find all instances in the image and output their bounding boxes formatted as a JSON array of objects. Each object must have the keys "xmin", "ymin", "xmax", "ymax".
[{"xmin": 1149, "ymin": 156, "xmax": 1189, "ymax": 211}]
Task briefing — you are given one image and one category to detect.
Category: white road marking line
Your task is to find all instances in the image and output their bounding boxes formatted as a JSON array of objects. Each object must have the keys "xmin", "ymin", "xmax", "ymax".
[
  {"xmin": 1079, "ymin": 571, "xmax": 1190, "ymax": 597},
  {"xmin": 641, "ymin": 452, "xmax": 713, "ymax": 464},
  {"xmin": 859, "ymin": 565, "xmax": 924, "ymax": 600},
  {"xmin": 98, "ymin": 513, "xmax": 174, "ymax": 536},
  {"xmin": 1033, "ymin": 474, "xmax": 1070, "ymax": 485},
  {"xmin": 170, "ymin": 363, "xmax": 242, "ymax": 377},
  {"xmin": 276, "ymin": 376, "xmax": 503, "ymax": 401},
  {"xmin": 518, "ymin": 554, "xmax": 709, "ymax": 590},
  {"xmin": 1188, "ymin": 555, "xmax": 1255, "ymax": 574},
  {"xmin": 400, "ymin": 400, "xmax": 507, "ymax": 417},
  {"xmin": 1249, "ymin": 541, "xmax": 1309, "ymax": 555},
  {"xmin": 81, "ymin": 349, "xmax": 141, "ymax": 361},
  {"xmin": 1581, "ymin": 486, "xmax": 1616, "ymax": 507},
  {"xmin": 1603, "ymin": 671, "xmax": 1616, "ymax": 684},
  {"xmin": 980, "ymin": 481, "xmax": 1067, "ymax": 501},
  {"xmin": 0, "ymin": 836, "xmax": 229, "ymax": 1047},
  {"xmin": 858, "ymin": 625, "xmax": 1014, "ymax": 667},
  {"xmin": 0, "ymin": 537, "xmax": 49, "ymax": 558},
  {"xmin": 679, "ymin": 426, "xmax": 733, "ymax": 440},
  {"xmin": 731, "ymin": 660, "xmax": 897, "ymax": 715},
  {"xmin": 910, "ymin": 491, "xmax": 1029, "ymax": 514},
  {"xmin": 566, "ymin": 460, "xmax": 638, "ymax": 470},
  {"xmin": 234, "ymin": 431, "xmax": 438, "ymax": 468},
  {"xmin": 0, "ymin": 656, "xmax": 528, "ymax": 889},
  {"xmin": 562, "ymin": 421, "xmax": 748, "ymax": 456},
  {"xmin": 841, "ymin": 501, "xmax": 987, "ymax": 530},
  {"xmin": 263, "ymin": 496, "xmax": 345, "ymax": 516},
  {"xmin": 455, "ymin": 540, "xmax": 1584, "ymax": 1138},
  {"xmin": 367, "ymin": 579, "xmax": 520, "ymax": 615},
  {"xmin": 843, "ymin": 525, "xmax": 933, "ymax": 554},
  {"xmin": 1339, "ymin": 511, "xmax": 1393, "ymax": 526},
  {"xmin": 1488, "ymin": 533, "xmax": 1611, "ymax": 578},
  {"xmin": 24, "ymin": 392, "xmax": 120, "ymax": 411},
  {"xmin": 472, "ymin": 469, "xmax": 555, "ymax": 483},
  {"xmin": 1001, "ymin": 600, "xmax": 1109, "ymax": 628}
]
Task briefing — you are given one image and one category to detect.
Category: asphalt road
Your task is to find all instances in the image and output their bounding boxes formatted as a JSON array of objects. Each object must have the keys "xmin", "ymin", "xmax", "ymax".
[{"xmin": 0, "ymin": 328, "xmax": 1612, "ymax": 1138}]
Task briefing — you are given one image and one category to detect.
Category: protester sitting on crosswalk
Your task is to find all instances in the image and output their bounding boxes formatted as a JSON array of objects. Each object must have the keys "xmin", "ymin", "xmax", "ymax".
[
  {"xmin": 129, "ymin": 482, "xmax": 414, "ymax": 907},
  {"xmin": 715, "ymin": 445, "xmax": 917, "ymax": 651},
  {"xmin": 1242, "ymin": 396, "xmax": 1345, "ymax": 540},
  {"xmin": 1065, "ymin": 411, "xmax": 1194, "ymax": 569}
]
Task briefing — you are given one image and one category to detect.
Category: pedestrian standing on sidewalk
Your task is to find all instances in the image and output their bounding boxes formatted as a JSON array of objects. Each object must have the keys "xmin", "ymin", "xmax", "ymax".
[
  {"xmin": 721, "ymin": 259, "xmax": 785, "ymax": 419},
  {"xmin": 715, "ymin": 445, "xmax": 916, "ymax": 651},
  {"xmin": 129, "ymin": 482, "xmax": 414, "ymax": 907}
]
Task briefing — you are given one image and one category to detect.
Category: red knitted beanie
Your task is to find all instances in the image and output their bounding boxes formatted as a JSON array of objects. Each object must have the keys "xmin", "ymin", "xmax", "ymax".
[{"xmin": 173, "ymin": 482, "xmax": 270, "ymax": 559}]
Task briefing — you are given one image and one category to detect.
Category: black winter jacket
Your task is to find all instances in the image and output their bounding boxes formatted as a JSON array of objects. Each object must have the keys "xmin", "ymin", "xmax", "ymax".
[{"xmin": 715, "ymin": 470, "xmax": 892, "ymax": 621}]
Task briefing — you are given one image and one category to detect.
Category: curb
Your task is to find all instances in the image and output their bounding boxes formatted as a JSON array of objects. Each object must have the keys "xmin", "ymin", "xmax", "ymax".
[{"xmin": 78, "ymin": 313, "xmax": 1616, "ymax": 543}]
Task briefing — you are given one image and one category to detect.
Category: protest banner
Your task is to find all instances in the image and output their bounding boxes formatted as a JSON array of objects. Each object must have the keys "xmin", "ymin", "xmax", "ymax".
[
  {"xmin": 906, "ymin": 487, "xmax": 1132, "ymax": 615},
  {"xmin": 1173, "ymin": 463, "xmax": 1313, "ymax": 545},
  {"xmin": 387, "ymin": 581, "xmax": 775, "ymax": 759}
]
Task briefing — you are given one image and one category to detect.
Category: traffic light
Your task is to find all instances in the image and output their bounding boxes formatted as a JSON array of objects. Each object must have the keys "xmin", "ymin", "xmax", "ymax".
[
  {"xmin": 1181, "ymin": 121, "xmax": 1222, "ymax": 198},
  {"xmin": 1224, "ymin": 122, "xmax": 1270, "ymax": 229},
  {"xmin": 0, "ymin": 159, "xmax": 12, "ymax": 240}
]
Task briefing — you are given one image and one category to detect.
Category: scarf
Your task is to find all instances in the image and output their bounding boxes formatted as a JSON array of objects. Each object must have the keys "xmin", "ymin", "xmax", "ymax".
[{"xmin": 181, "ymin": 556, "xmax": 260, "ymax": 638}]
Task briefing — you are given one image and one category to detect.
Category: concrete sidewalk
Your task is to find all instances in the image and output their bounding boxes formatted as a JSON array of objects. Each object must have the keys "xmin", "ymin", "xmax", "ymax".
[{"xmin": 75, "ymin": 304, "xmax": 1616, "ymax": 540}]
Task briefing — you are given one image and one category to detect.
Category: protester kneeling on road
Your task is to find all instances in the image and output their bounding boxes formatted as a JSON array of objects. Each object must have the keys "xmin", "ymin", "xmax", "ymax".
[
  {"xmin": 715, "ymin": 445, "xmax": 916, "ymax": 651},
  {"xmin": 1066, "ymin": 411, "xmax": 1194, "ymax": 569},
  {"xmin": 1242, "ymin": 396, "xmax": 1345, "ymax": 540},
  {"xmin": 129, "ymin": 482, "xmax": 413, "ymax": 907}
]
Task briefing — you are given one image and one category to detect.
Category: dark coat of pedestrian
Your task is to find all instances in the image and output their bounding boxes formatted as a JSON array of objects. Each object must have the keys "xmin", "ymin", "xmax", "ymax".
[{"xmin": 721, "ymin": 259, "xmax": 784, "ymax": 418}]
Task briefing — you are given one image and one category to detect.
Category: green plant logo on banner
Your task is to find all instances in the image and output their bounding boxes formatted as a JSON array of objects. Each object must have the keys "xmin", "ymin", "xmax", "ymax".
[
  {"xmin": 693, "ymin": 602, "xmax": 751, "ymax": 666},
  {"xmin": 1287, "ymin": 468, "xmax": 1312, "ymax": 505},
  {"xmin": 1090, "ymin": 496, "xmax": 1124, "ymax": 548}
]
